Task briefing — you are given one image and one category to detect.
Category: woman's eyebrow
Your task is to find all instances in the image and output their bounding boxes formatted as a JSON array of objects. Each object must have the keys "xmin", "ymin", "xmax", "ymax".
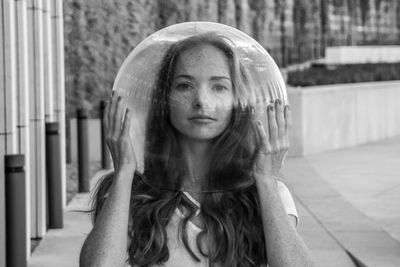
[
  {"xmin": 174, "ymin": 74, "xmax": 194, "ymax": 80},
  {"xmin": 210, "ymin": 76, "xmax": 231, "ymax": 81},
  {"xmin": 174, "ymin": 74, "xmax": 231, "ymax": 81}
]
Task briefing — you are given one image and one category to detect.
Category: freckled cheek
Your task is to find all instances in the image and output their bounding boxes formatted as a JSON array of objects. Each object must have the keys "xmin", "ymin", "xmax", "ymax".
[
  {"xmin": 169, "ymin": 94, "xmax": 192, "ymax": 111},
  {"xmin": 218, "ymin": 102, "xmax": 234, "ymax": 130},
  {"xmin": 215, "ymin": 97, "xmax": 234, "ymax": 114},
  {"xmin": 169, "ymin": 107, "xmax": 186, "ymax": 131},
  {"xmin": 169, "ymin": 97, "xmax": 191, "ymax": 126}
]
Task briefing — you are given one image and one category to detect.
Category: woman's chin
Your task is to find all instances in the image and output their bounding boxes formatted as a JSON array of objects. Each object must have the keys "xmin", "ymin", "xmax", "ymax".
[{"xmin": 181, "ymin": 131, "xmax": 222, "ymax": 142}]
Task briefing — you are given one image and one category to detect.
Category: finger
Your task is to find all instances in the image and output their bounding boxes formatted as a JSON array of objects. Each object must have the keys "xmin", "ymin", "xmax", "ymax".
[
  {"xmin": 106, "ymin": 137, "xmax": 119, "ymax": 170},
  {"xmin": 263, "ymin": 106, "xmax": 270, "ymax": 142},
  {"xmin": 108, "ymin": 95, "xmax": 117, "ymax": 136},
  {"xmin": 283, "ymin": 105, "xmax": 292, "ymax": 148},
  {"xmin": 255, "ymin": 120, "xmax": 271, "ymax": 153},
  {"xmin": 275, "ymin": 99, "xmax": 285, "ymax": 139},
  {"xmin": 113, "ymin": 96, "xmax": 123, "ymax": 136},
  {"xmin": 267, "ymin": 104, "xmax": 278, "ymax": 148},
  {"xmin": 121, "ymin": 108, "xmax": 131, "ymax": 136},
  {"xmin": 281, "ymin": 150, "xmax": 288, "ymax": 164},
  {"xmin": 284, "ymin": 105, "xmax": 292, "ymax": 134}
]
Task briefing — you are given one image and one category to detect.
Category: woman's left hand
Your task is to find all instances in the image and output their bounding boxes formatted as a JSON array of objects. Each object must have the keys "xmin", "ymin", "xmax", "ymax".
[{"xmin": 253, "ymin": 99, "xmax": 292, "ymax": 182}]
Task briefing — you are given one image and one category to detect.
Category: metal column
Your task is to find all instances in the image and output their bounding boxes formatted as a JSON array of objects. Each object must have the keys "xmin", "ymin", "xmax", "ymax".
[
  {"xmin": 5, "ymin": 154, "xmax": 27, "ymax": 267},
  {"xmin": 45, "ymin": 122, "xmax": 63, "ymax": 228},
  {"xmin": 77, "ymin": 109, "xmax": 90, "ymax": 192},
  {"xmin": 100, "ymin": 101, "xmax": 111, "ymax": 169}
]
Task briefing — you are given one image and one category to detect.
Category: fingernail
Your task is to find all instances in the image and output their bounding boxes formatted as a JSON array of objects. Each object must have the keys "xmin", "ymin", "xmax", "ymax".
[
  {"xmin": 286, "ymin": 105, "xmax": 291, "ymax": 110},
  {"xmin": 267, "ymin": 105, "xmax": 273, "ymax": 111},
  {"xmin": 277, "ymin": 99, "xmax": 282, "ymax": 105}
]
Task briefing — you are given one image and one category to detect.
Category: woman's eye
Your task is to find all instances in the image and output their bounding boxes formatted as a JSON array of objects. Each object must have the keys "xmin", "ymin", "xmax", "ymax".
[
  {"xmin": 213, "ymin": 84, "xmax": 228, "ymax": 91},
  {"xmin": 175, "ymin": 83, "xmax": 193, "ymax": 91}
]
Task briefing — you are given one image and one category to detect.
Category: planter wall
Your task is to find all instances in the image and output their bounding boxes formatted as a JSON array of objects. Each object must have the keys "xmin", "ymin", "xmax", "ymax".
[
  {"xmin": 69, "ymin": 81, "xmax": 400, "ymax": 161},
  {"xmin": 288, "ymin": 81, "xmax": 400, "ymax": 156}
]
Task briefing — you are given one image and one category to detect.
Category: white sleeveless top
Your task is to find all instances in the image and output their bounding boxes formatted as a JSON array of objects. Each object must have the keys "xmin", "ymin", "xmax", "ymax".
[{"xmin": 127, "ymin": 181, "xmax": 298, "ymax": 267}]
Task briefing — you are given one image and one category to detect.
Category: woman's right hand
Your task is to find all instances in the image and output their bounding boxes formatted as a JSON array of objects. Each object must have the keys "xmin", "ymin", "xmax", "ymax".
[
  {"xmin": 103, "ymin": 94, "xmax": 137, "ymax": 175},
  {"xmin": 81, "ymin": 94, "xmax": 136, "ymax": 267}
]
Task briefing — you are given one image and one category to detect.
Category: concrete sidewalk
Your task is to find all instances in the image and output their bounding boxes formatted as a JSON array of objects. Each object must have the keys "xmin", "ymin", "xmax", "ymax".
[
  {"xmin": 28, "ymin": 137, "xmax": 400, "ymax": 267},
  {"xmin": 305, "ymin": 136, "xmax": 400, "ymax": 243},
  {"xmin": 28, "ymin": 170, "xmax": 109, "ymax": 267},
  {"xmin": 283, "ymin": 136, "xmax": 400, "ymax": 267}
]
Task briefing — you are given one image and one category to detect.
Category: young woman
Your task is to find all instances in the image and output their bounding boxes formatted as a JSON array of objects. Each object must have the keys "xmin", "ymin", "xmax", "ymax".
[{"xmin": 80, "ymin": 33, "xmax": 313, "ymax": 267}]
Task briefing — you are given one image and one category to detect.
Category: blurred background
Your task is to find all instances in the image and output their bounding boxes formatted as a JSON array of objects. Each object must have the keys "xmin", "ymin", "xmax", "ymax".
[{"xmin": 1, "ymin": 0, "xmax": 400, "ymax": 267}]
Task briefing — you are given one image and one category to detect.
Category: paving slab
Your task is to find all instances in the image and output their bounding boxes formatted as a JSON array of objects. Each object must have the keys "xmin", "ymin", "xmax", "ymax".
[
  {"xmin": 295, "ymin": 198, "xmax": 357, "ymax": 267},
  {"xmin": 305, "ymin": 136, "xmax": 400, "ymax": 242},
  {"xmin": 283, "ymin": 154, "xmax": 400, "ymax": 267},
  {"xmin": 28, "ymin": 195, "xmax": 92, "ymax": 267},
  {"xmin": 28, "ymin": 170, "xmax": 109, "ymax": 267}
]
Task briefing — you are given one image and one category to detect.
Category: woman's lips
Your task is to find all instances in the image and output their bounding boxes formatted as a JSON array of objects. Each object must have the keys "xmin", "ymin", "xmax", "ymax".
[{"xmin": 188, "ymin": 116, "xmax": 216, "ymax": 122}]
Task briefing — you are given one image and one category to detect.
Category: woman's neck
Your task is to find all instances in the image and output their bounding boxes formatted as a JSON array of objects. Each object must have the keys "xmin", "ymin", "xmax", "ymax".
[{"xmin": 178, "ymin": 136, "xmax": 212, "ymax": 192}]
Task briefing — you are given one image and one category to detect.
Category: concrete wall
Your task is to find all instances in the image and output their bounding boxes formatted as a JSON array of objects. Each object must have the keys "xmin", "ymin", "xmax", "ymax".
[
  {"xmin": 325, "ymin": 46, "xmax": 400, "ymax": 65},
  {"xmin": 288, "ymin": 81, "xmax": 400, "ymax": 156}
]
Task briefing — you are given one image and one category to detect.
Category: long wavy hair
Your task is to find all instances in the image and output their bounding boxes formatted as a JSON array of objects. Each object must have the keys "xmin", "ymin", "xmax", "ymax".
[{"xmin": 92, "ymin": 33, "xmax": 267, "ymax": 267}]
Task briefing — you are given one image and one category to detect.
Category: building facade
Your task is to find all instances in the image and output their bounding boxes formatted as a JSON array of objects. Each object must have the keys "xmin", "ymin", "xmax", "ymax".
[{"xmin": 0, "ymin": 0, "xmax": 66, "ymax": 266}]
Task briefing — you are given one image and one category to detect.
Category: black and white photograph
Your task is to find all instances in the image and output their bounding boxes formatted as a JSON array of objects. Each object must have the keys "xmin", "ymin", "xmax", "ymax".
[{"xmin": 1, "ymin": 1, "xmax": 399, "ymax": 266}]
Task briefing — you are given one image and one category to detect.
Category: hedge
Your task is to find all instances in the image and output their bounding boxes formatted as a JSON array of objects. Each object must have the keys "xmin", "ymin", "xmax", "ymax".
[{"xmin": 287, "ymin": 63, "xmax": 400, "ymax": 87}]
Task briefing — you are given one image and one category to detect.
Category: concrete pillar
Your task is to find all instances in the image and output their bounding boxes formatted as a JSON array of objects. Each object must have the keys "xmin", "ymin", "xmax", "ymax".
[
  {"xmin": 1, "ymin": 0, "xmax": 18, "ymax": 266},
  {"xmin": 3, "ymin": 0, "xmax": 18, "ymax": 154},
  {"xmin": 15, "ymin": 0, "xmax": 31, "ymax": 260},
  {"xmin": 42, "ymin": 0, "xmax": 54, "ymax": 123},
  {"xmin": 51, "ymin": 0, "xmax": 66, "ymax": 207},
  {"xmin": 27, "ymin": 0, "xmax": 47, "ymax": 238}
]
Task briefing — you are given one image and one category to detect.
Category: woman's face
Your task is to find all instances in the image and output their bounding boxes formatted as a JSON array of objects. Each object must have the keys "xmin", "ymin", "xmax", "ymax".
[{"xmin": 169, "ymin": 44, "xmax": 234, "ymax": 141}]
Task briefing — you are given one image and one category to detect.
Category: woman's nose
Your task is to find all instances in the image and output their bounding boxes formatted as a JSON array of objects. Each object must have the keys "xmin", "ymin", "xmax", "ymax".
[{"xmin": 192, "ymin": 86, "xmax": 211, "ymax": 109}]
